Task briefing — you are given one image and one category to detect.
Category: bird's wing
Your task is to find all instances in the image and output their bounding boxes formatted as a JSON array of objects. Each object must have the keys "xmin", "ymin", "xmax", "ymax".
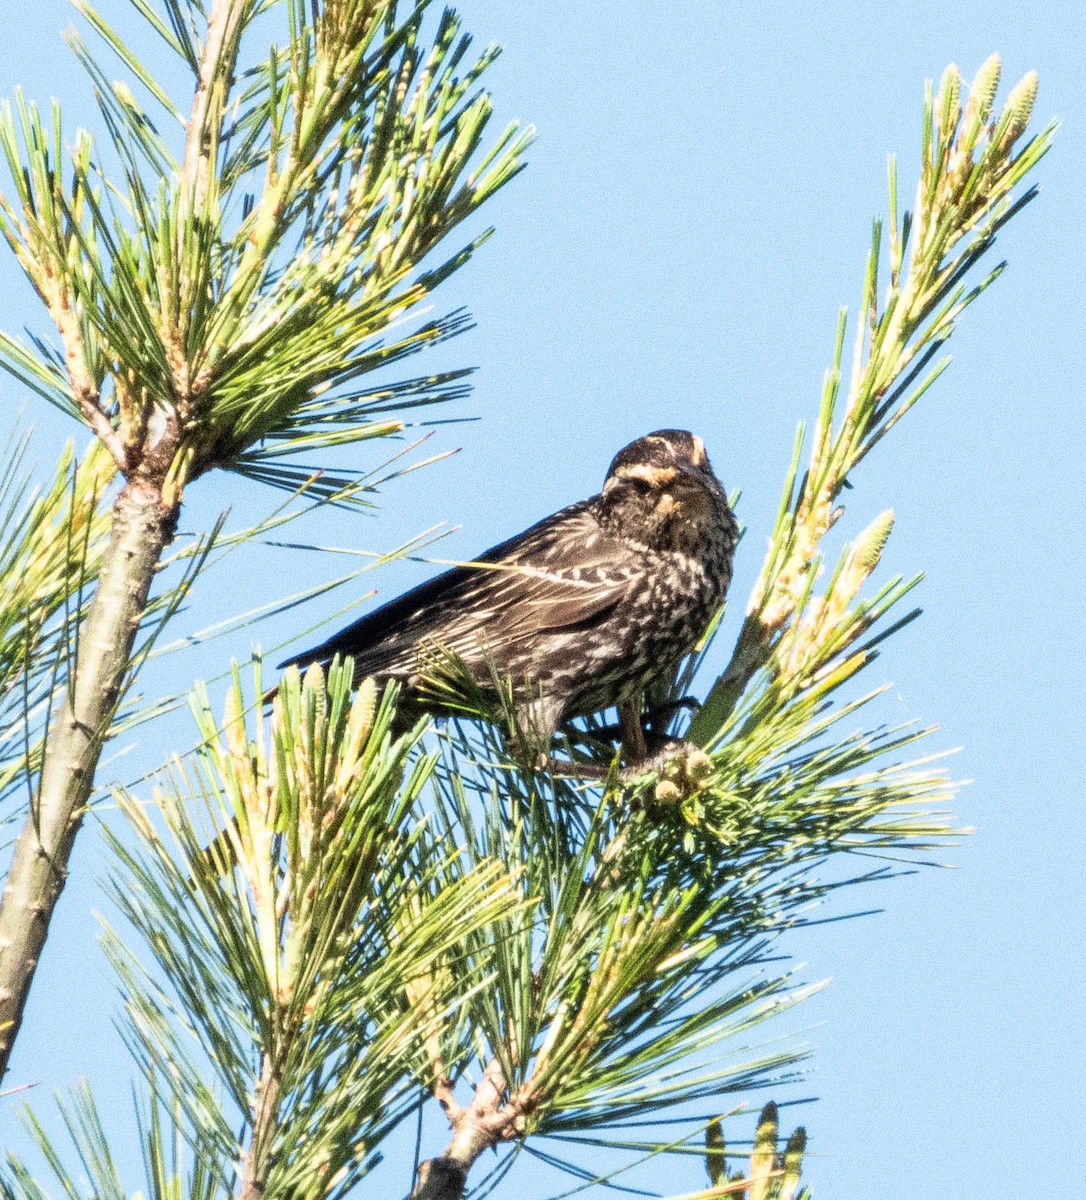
[{"xmin": 280, "ymin": 498, "xmax": 634, "ymax": 679}]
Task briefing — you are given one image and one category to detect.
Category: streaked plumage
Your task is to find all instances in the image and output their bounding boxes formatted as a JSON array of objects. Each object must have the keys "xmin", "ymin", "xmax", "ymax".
[{"xmin": 282, "ymin": 430, "xmax": 738, "ymax": 743}]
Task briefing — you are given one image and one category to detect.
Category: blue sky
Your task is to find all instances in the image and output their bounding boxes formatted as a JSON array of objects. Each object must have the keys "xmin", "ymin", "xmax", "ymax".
[{"xmin": 1, "ymin": 3, "xmax": 1083, "ymax": 1198}]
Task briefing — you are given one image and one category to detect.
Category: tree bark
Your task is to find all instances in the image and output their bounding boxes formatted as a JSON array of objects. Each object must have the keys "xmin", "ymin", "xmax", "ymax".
[
  {"xmin": 0, "ymin": 481, "xmax": 177, "ymax": 1077},
  {"xmin": 409, "ymin": 1060, "xmax": 520, "ymax": 1200},
  {"xmin": 238, "ymin": 1051, "xmax": 281, "ymax": 1200}
]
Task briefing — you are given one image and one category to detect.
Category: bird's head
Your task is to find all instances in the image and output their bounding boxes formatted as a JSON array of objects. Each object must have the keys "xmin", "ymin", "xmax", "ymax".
[{"xmin": 600, "ymin": 429, "xmax": 733, "ymax": 552}]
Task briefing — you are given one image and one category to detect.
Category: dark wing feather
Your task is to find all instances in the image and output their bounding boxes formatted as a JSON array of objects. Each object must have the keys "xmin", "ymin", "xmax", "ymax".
[{"xmin": 280, "ymin": 497, "xmax": 633, "ymax": 681}]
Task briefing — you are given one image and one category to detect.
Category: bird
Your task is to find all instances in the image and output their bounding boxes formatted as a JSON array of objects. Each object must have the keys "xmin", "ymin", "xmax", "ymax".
[{"xmin": 281, "ymin": 430, "xmax": 738, "ymax": 761}]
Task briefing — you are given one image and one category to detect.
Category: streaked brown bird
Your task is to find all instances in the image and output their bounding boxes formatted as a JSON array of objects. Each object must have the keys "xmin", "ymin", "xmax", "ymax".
[{"xmin": 281, "ymin": 430, "xmax": 738, "ymax": 757}]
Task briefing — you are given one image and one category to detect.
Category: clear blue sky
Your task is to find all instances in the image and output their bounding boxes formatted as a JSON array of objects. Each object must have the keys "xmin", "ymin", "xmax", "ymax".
[{"xmin": 1, "ymin": 3, "xmax": 1083, "ymax": 1198}]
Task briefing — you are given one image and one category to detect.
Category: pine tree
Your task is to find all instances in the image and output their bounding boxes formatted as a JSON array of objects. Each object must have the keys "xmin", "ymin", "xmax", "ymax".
[
  {"xmin": 0, "ymin": 6, "xmax": 1053, "ymax": 1199},
  {"xmin": 0, "ymin": 0, "xmax": 530, "ymax": 1074}
]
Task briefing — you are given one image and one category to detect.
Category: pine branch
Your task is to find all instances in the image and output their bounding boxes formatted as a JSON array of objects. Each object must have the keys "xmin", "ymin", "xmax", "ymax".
[
  {"xmin": 0, "ymin": 51, "xmax": 1052, "ymax": 1200},
  {"xmin": 0, "ymin": 0, "xmax": 528, "ymax": 1080},
  {"xmin": 0, "ymin": 481, "xmax": 177, "ymax": 1070},
  {"xmin": 0, "ymin": 436, "xmax": 113, "ymax": 819},
  {"xmin": 404, "ymin": 59, "xmax": 1052, "ymax": 1196},
  {"xmin": 691, "ymin": 57, "xmax": 1054, "ymax": 743},
  {"xmin": 90, "ymin": 662, "xmax": 520, "ymax": 1199}
]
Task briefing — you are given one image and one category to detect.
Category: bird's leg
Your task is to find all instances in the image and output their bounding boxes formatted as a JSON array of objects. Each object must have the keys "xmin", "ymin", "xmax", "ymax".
[
  {"xmin": 544, "ymin": 695, "xmax": 699, "ymax": 780},
  {"xmin": 546, "ymin": 756, "xmax": 612, "ymax": 780},
  {"xmin": 618, "ymin": 697, "xmax": 647, "ymax": 765},
  {"xmin": 541, "ymin": 699, "xmax": 646, "ymax": 781},
  {"xmin": 583, "ymin": 696, "xmax": 700, "ymax": 748},
  {"xmin": 545, "ymin": 738, "xmax": 714, "ymax": 795}
]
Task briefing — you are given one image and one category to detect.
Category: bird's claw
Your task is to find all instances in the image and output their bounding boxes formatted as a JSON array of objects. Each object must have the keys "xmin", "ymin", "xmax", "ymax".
[
  {"xmin": 619, "ymin": 739, "xmax": 714, "ymax": 802},
  {"xmin": 542, "ymin": 739, "xmax": 714, "ymax": 790}
]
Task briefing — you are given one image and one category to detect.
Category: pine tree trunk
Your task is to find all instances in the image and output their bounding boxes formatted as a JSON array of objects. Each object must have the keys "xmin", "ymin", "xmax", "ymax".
[{"xmin": 0, "ymin": 481, "xmax": 177, "ymax": 1077}]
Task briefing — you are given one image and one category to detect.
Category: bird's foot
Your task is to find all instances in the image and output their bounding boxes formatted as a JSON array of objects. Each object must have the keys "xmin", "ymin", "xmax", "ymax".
[
  {"xmin": 544, "ymin": 755, "xmax": 615, "ymax": 781},
  {"xmin": 618, "ymin": 739, "xmax": 714, "ymax": 803},
  {"xmin": 542, "ymin": 739, "xmax": 714, "ymax": 795}
]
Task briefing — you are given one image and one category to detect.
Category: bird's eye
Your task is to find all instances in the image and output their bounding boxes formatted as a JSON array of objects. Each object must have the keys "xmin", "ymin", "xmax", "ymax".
[{"xmin": 628, "ymin": 476, "xmax": 653, "ymax": 495}]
